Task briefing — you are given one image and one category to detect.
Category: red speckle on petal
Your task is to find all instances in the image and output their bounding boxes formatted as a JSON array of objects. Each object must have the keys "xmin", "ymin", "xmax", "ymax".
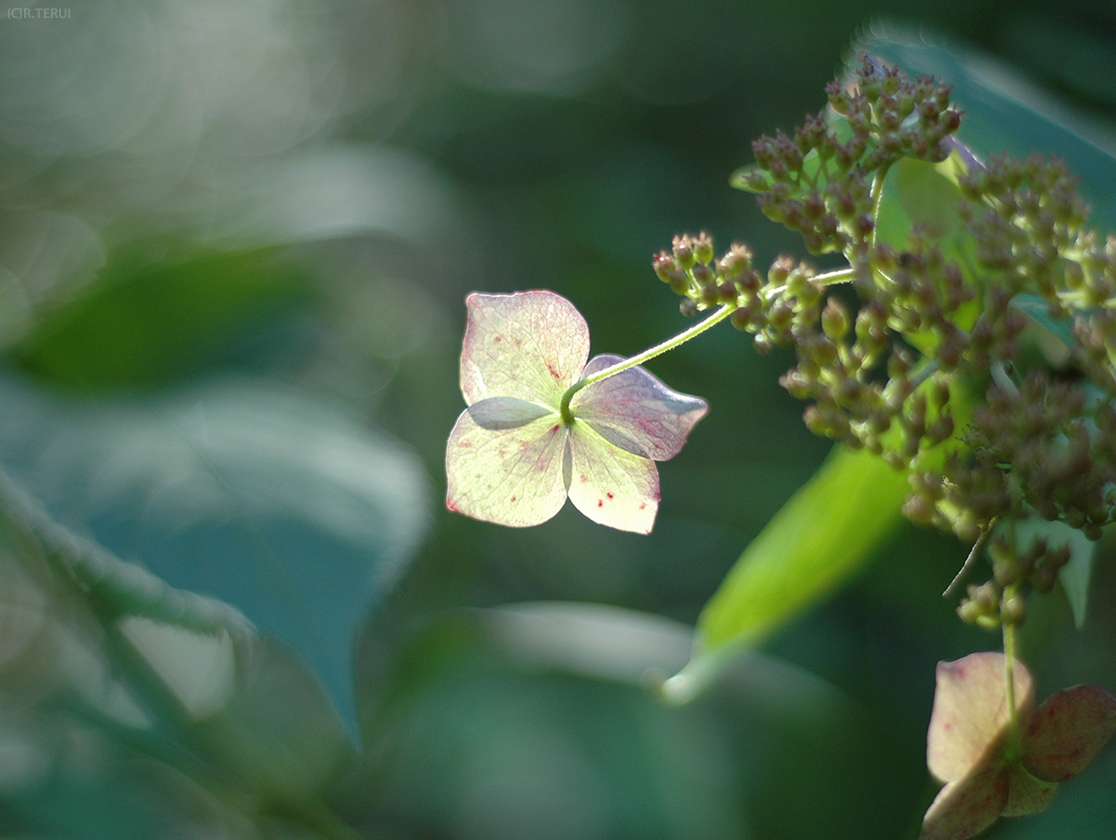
[
  {"xmin": 606, "ymin": 492, "xmax": 614, "ymax": 500},
  {"xmin": 510, "ymin": 495, "xmax": 518, "ymax": 502},
  {"xmin": 549, "ymin": 425, "xmax": 560, "ymax": 434},
  {"xmin": 638, "ymin": 502, "xmax": 646, "ymax": 510},
  {"xmin": 598, "ymin": 499, "xmax": 604, "ymax": 507},
  {"xmin": 579, "ymin": 473, "xmax": 589, "ymax": 482},
  {"xmin": 446, "ymin": 499, "xmax": 459, "ymax": 511},
  {"xmin": 547, "ymin": 362, "xmax": 561, "ymax": 379}
]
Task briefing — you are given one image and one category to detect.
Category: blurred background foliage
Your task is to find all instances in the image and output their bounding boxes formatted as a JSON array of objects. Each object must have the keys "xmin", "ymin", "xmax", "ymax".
[{"xmin": 1, "ymin": 0, "xmax": 1116, "ymax": 838}]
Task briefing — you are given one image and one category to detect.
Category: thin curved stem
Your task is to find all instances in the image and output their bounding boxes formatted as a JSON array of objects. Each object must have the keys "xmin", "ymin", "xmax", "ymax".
[
  {"xmin": 943, "ymin": 524, "xmax": 990, "ymax": 598},
  {"xmin": 559, "ymin": 303, "xmax": 736, "ymax": 422},
  {"xmin": 812, "ymin": 266, "xmax": 857, "ymax": 286},
  {"xmin": 869, "ymin": 162, "xmax": 893, "ymax": 237}
]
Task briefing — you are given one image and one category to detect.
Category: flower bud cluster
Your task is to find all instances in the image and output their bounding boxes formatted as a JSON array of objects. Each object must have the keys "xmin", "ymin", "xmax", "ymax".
[
  {"xmin": 917, "ymin": 370, "xmax": 1116, "ymax": 542},
  {"xmin": 988, "ymin": 531, "xmax": 1073, "ymax": 595},
  {"xmin": 956, "ymin": 580, "xmax": 1024, "ymax": 629},
  {"xmin": 954, "ymin": 528, "xmax": 1075, "ymax": 629},
  {"xmin": 959, "ymin": 153, "xmax": 1089, "ymax": 291},
  {"xmin": 654, "ymin": 57, "xmax": 1116, "ymax": 627},
  {"xmin": 737, "ymin": 56, "xmax": 961, "ymax": 256},
  {"xmin": 1074, "ymin": 308, "xmax": 1116, "ymax": 395}
]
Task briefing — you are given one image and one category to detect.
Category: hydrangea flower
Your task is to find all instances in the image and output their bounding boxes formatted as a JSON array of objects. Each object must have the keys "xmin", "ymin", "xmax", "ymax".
[
  {"xmin": 445, "ymin": 291, "xmax": 707, "ymax": 534},
  {"xmin": 922, "ymin": 652, "xmax": 1116, "ymax": 840}
]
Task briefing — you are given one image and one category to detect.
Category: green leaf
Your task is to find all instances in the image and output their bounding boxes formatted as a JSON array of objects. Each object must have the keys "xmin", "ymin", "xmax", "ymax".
[
  {"xmin": 357, "ymin": 603, "xmax": 920, "ymax": 840},
  {"xmin": 892, "ymin": 154, "xmax": 967, "ymax": 238},
  {"xmin": 1013, "ymin": 517, "xmax": 1096, "ymax": 628},
  {"xmin": 1010, "ymin": 293, "xmax": 1079, "ymax": 348},
  {"xmin": 874, "ymin": 150, "xmax": 979, "ymax": 289},
  {"xmin": 661, "ymin": 444, "xmax": 909, "ymax": 702},
  {"xmin": 11, "ymin": 242, "xmax": 307, "ymax": 389},
  {"xmin": 0, "ymin": 370, "xmax": 429, "ymax": 737}
]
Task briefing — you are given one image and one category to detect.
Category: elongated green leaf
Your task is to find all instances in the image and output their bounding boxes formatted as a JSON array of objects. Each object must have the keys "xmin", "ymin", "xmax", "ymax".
[{"xmin": 662, "ymin": 444, "xmax": 909, "ymax": 702}]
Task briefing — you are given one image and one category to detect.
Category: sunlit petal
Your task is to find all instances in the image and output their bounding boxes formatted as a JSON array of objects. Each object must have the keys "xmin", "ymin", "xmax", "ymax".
[
  {"xmin": 460, "ymin": 291, "xmax": 589, "ymax": 407},
  {"xmin": 566, "ymin": 420, "xmax": 659, "ymax": 534},
  {"xmin": 446, "ymin": 407, "xmax": 568, "ymax": 527},
  {"xmin": 927, "ymin": 652, "xmax": 1034, "ymax": 783}
]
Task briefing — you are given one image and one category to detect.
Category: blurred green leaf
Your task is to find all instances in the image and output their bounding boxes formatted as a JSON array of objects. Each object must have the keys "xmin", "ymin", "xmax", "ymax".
[
  {"xmin": 662, "ymin": 444, "xmax": 909, "ymax": 703},
  {"xmin": 858, "ymin": 24, "xmax": 1116, "ymax": 230},
  {"xmin": 182, "ymin": 634, "xmax": 356, "ymax": 799},
  {"xmin": 0, "ymin": 371, "xmax": 430, "ymax": 736},
  {"xmin": 11, "ymin": 243, "xmax": 307, "ymax": 389},
  {"xmin": 0, "ymin": 515, "xmax": 354, "ymax": 833},
  {"xmin": 891, "ymin": 155, "xmax": 966, "ymax": 239},
  {"xmin": 1010, "ymin": 294, "xmax": 1078, "ymax": 348},
  {"xmin": 351, "ymin": 603, "xmax": 922, "ymax": 840}
]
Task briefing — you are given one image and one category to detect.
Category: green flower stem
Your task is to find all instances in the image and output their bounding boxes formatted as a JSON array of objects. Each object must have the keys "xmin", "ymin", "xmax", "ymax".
[
  {"xmin": 559, "ymin": 303, "xmax": 736, "ymax": 423},
  {"xmin": 763, "ymin": 266, "xmax": 856, "ymax": 302},
  {"xmin": 0, "ymin": 467, "xmax": 249, "ymax": 638},
  {"xmin": 812, "ymin": 266, "xmax": 857, "ymax": 286},
  {"xmin": 1002, "ymin": 598, "xmax": 1023, "ymax": 759},
  {"xmin": 869, "ymin": 162, "xmax": 893, "ymax": 234}
]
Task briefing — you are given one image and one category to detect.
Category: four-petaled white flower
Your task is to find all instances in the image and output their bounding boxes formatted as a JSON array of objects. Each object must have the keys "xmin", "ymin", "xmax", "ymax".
[{"xmin": 446, "ymin": 291, "xmax": 707, "ymax": 533}]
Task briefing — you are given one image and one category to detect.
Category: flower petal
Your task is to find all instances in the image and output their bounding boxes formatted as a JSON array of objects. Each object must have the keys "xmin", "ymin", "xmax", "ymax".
[
  {"xmin": 920, "ymin": 768, "xmax": 1008, "ymax": 840},
  {"xmin": 927, "ymin": 653, "xmax": 1034, "ymax": 783},
  {"xmin": 1001, "ymin": 764, "xmax": 1058, "ymax": 817},
  {"xmin": 460, "ymin": 292, "xmax": 589, "ymax": 408},
  {"xmin": 567, "ymin": 420, "xmax": 659, "ymax": 534},
  {"xmin": 572, "ymin": 354, "xmax": 708, "ymax": 460},
  {"xmin": 465, "ymin": 396, "xmax": 555, "ymax": 430},
  {"xmin": 446, "ymin": 404, "xmax": 568, "ymax": 527},
  {"xmin": 1022, "ymin": 684, "xmax": 1116, "ymax": 782}
]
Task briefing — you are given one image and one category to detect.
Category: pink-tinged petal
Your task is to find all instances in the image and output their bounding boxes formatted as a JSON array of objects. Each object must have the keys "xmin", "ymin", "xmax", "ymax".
[
  {"xmin": 920, "ymin": 767, "xmax": 1009, "ymax": 840},
  {"xmin": 566, "ymin": 420, "xmax": 659, "ymax": 534},
  {"xmin": 927, "ymin": 653, "xmax": 1034, "ymax": 784},
  {"xmin": 571, "ymin": 354, "xmax": 708, "ymax": 460},
  {"xmin": 446, "ymin": 404, "xmax": 568, "ymax": 527},
  {"xmin": 1022, "ymin": 684, "xmax": 1116, "ymax": 782},
  {"xmin": 1001, "ymin": 764, "xmax": 1058, "ymax": 817},
  {"xmin": 459, "ymin": 292, "xmax": 590, "ymax": 408}
]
